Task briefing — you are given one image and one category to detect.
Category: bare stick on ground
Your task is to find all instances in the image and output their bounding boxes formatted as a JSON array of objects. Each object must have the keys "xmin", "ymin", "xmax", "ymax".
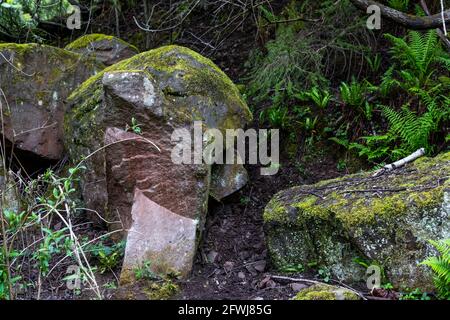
[{"xmin": 373, "ymin": 148, "xmax": 426, "ymax": 176}]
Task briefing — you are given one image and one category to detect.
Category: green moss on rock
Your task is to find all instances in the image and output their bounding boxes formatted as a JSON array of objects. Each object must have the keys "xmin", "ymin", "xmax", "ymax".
[
  {"xmin": 65, "ymin": 33, "xmax": 139, "ymax": 53},
  {"xmin": 143, "ymin": 280, "xmax": 179, "ymax": 300},
  {"xmin": 68, "ymin": 45, "xmax": 251, "ymax": 130},
  {"xmin": 294, "ymin": 284, "xmax": 360, "ymax": 300},
  {"xmin": 264, "ymin": 152, "xmax": 450, "ymax": 290}
]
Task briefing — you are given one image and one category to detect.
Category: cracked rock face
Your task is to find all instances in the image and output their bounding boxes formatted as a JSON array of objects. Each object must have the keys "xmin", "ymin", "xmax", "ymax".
[
  {"xmin": 264, "ymin": 152, "xmax": 450, "ymax": 291},
  {"xmin": 0, "ymin": 43, "xmax": 101, "ymax": 159},
  {"xmin": 65, "ymin": 45, "xmax": 252, "ymax": 280}
]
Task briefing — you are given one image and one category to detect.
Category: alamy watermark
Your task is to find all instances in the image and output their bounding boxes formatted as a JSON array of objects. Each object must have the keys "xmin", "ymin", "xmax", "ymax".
[
  {"xmin": 366, "ymin": 5, "xmax": 381, "ymax": 30},
  {"xmin": 171, "ymin": 121, "xmax": 280, "ymax": 176},
  {"xmin": 67, "ymin": 5, "xmax": 81, "ymax": 30},
  {"xmin": 366, "ymin": 265, "xmax": 382, "ymax": 290}
]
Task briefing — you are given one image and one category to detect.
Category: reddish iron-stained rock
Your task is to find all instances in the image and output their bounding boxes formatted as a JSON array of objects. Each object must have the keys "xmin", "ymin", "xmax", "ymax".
[
  {"xmin": 104, "ymin": 126, "xmax": 209, "ymax": 235},
  {"xmin": 0, "ymin": 43, "xmax": 101, "ymax": 159},
  {"xmin": 65, "ymin": 46, "xmax": 252, "ymax": 280}
]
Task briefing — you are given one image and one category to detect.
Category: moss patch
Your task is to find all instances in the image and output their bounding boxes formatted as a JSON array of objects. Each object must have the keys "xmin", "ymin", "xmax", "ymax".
[
  {"xmin": 264, "ymin": 151, "xmax": 450, "ymax": 229},
  {"xmin": 68, "ymin": 45, "xmax": 252, "ymax": 130},
  {"xmin": 65, "ymin": 33, "xmax": 139, "ymax": 53},
  {"xmin": 294, "ymin": 284, "xmax": 360, "ymax": 300},
  {"xmin": 143, "ymin": 280, "xmax": 179, "ymax": 300}
]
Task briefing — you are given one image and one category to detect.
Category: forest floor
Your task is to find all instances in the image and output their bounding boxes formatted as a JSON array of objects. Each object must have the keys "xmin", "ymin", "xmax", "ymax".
[{"xmin": 176, "ymin": 146, "xmax": 344, "ymax": 300}]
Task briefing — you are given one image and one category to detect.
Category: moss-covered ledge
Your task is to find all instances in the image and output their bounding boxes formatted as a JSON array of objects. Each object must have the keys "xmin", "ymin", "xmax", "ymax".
[
  {"xmin": 65, "ymin": 33, "xmax": 139, "ymax": 52},
  {"xmin": 264, "ymin": 152, "xmax": 450, "ymax": 291},
  {"xmin": 65, "ymin": 33, "xmax": 139, "ymax": 66}
]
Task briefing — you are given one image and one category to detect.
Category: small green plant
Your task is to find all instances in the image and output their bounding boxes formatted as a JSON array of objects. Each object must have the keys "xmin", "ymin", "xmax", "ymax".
[
  {"xmin": 127, "ymin": 117, "xmax": 142, "ymax": 135},
  {"xmin": 240, "ymin": 196, "xmax": 251, "ymax": 206},
  {"xmin": 421, "ymin": 239, "xmax": 450, "ymax": 299},
  {"xmin": 33, "ymin": 227, "xmax": 72, "ymax": 276},
  {"xmin": 365, "ymin": 53, "xmax": 382, "ymax": 73},
  {"xmin": 339, "ymin": 79, "xmax": 366, "ymax": 108},
  {"xmin": 299, "ymin": 87, "xmax": 332, "ymax": 109},
  {"xmin": 90, "ymin": 241, "xmax": 125, "ymax": 274},
  {"xmin": 336, "ymin": 160, "xmax": 347, "ymax": 172},
  {"xmin": 349, "ymin": 134, "xmax": 396, "ymax": 164},
  {"xmin": 339, "ymin": 79, "xmax": 373, "ymax": 120},
  {"xmin": 103, "ymin": 281, "xmax": 118, "ymax": 290},
  {"xmin": 381, "ymin": 282, "xmax": 394, "ymax": 290},
  {"xmin": 400, "ymin": 288, "xmax": 431, "ymax": 300},
  {"xmin": 260, "ymin": 106, "xmax": 289, "ymax": 129},
  {"xmin": 314, "ymin": 267, "xmax": 331, "ymax": 283},
  {"xmin": 134, "ymin": 260, "xmax": 160, "ymax": 281},
  {"xmin": 280, "ymin": 263, "xmax": 304, "ymax": 274}
]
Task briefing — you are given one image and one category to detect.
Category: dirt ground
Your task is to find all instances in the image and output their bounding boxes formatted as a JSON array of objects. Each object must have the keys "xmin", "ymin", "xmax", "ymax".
[{"xmin": 176, "ymin": 145, "xmax": 344, "ymax": 300}]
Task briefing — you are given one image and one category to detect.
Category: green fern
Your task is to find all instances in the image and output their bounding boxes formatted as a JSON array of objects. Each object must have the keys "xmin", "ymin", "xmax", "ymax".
[
  {"xmin": 340, "ymin": 79, "xmax": 366, "ymax": 108},
  {"xmin": 299, "ymin": 87, "xmax": 332, "ymax": 109},
  {"xmin": 340, "ymin": 79, "xmax": 375, "ymax": 120},
  {"xmin": 421, "ymin": 239, "xmax": 450, "ymax": 299},
  {"xmin": 379, "ymin": 65, "xmax": 400, "ymax": 97},
  {"xmin": 385, "ymin": 30, "xmax": 448, "ymax": 88},
  {"xmin": 381, "ymin": 104, "xmax": 435, "ymax": 154}
]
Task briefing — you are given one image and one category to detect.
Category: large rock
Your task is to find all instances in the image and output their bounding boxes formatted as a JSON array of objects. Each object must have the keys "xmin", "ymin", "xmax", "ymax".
[
  {"xmin": 0, "ymin": 43, "xmax": 101, "ymax": 159},
  {"xmin": 264, "ymin": 152, "xmax": 450, "ymax": 291},
  {"xmin": 64, "ymin": 45, "xmax": 252, "ymax": 280},
  {"xmin": 65, "ymin": 34, "xmax": 139, "ymax": 66}
]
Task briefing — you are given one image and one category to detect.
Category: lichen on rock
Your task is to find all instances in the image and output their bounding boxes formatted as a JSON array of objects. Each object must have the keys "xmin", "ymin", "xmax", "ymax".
[{"xmin": 264, "ymin": 152, "xmax": 450, "ymax": 290}]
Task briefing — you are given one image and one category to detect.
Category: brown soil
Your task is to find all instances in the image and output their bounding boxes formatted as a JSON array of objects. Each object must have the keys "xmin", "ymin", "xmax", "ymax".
[{"xmin": 176, "ymin": 142, "xmax": 344, "ymax": 300}]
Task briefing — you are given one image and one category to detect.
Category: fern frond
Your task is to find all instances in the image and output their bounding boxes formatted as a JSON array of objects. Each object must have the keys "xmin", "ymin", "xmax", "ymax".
[
  {"xmin": 421, "ymin": 239, "xmax": 450, "ymax": 299},
  {"xmin": 437, "ymin": 56, "xmax": 450, "ymax": 70}
]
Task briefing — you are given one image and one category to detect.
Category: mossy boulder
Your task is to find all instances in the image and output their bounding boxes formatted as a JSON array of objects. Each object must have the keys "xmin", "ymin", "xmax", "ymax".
[
  {"xmin": 65, "ymin": 34, "xmax": 139, "ymax": 66},
  {"xmin": 294, "ymin": 284, "xmax": 360, "ymax": 300},
  {"xmin": 264, "ymin": 152, "xmax": 450, "ymax": 291},
  {"xmin": 64, "ymin": 45, "xmax": 252, "ymax": 280},
  {"xmin": 0, "ymin": 43, "xmax": 102, "ymax": 159}
]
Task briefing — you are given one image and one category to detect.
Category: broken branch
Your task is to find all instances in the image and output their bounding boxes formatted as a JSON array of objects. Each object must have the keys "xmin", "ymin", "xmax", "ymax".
[
  {"xmin": 350, "ymin": 0, "xmax": 450, "ymax": 30},
  {"xmin": 373, "ymin": 148, "xmax": 426, "ymax": 176}
]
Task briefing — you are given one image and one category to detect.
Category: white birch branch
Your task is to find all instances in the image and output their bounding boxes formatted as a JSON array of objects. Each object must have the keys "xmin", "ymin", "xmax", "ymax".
[{"xmin": 373, "ymin": 148, "xmax": 426, "ymax": 176}]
